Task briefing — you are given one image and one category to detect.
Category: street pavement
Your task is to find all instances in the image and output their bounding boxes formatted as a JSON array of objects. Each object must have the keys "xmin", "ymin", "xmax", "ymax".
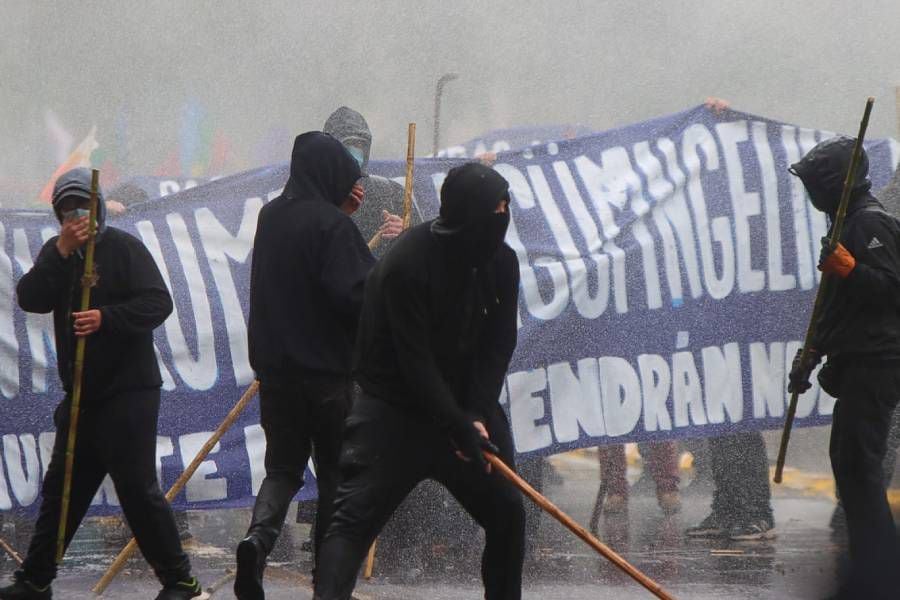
[{"xmin": 1, "ymin": 430, "xmax": 895, "ymax": 599}]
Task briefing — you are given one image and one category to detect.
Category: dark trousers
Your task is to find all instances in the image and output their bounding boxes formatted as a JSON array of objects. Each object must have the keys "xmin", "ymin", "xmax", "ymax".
[
  {"xmin": 709, "ymin": 431, "xmax": 773, "ymax": 525},
  {"xmin": 314, "ymin": 394, "xmax": 525, "ymax": 600},
  {"xmin": 22, "ymin": 389, "xmax": 190, "ymax": 587},
  {"xmin": 245, "ymin": 374, "xmax": 352, "ymax": 566},
  {"xmin": 830, "ymin": 364, "xmax": 900, "ymax": 598}
]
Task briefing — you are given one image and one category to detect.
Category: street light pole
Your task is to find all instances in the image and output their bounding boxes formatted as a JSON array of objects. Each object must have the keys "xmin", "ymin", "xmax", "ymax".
[{"xmin": 432, "ymin": 73, "xmax": 459, "ymax": 156}]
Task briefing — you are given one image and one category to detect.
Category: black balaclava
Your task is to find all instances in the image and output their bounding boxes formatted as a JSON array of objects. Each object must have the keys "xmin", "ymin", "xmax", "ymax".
[
  {"xmin": 51, "ymin": 167, "xmax": 107, "ymax": 236},
  {"xmin": 283, "ymin": 131, "xmax": 362, "ymax": 207},
  {"xmin": 432, "ymin": 162, "xmax": 511, "ymax": 266},
  {"xmin": 789, "ymin": 135, "xmax": 871, "ymax": 217}
]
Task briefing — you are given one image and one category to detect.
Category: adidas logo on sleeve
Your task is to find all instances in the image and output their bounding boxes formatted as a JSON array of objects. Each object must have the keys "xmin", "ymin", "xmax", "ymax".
[{"xmin": 867, "ymin": 236, "xmax": 884, "ymax": 249}]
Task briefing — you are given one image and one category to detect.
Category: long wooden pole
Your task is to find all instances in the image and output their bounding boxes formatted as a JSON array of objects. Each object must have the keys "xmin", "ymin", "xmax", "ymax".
[
  {"xmin": 93, "ymin": 380, "xmax": 260, "ymax": 594},
  {"xmin": 774, "ymin": 97, "xmax": 875, "ymax": 483},
  {"xmin": 367, "ymin": 122, "xmax": 416, "ymax": 251},
  {"xmin": 55, "ymin": 168, "xmax": 100, "ymax": 564},
  {"xmin": 484, "ymin": 452, "xmax": 675, "ymax": 599},
  {"xmin": 363, "ymin": 124, "xmax": 417, "ymax": 579},
  {"xmin": 0, "ymin": 536, "xmax": 23, "ymax": 566}
]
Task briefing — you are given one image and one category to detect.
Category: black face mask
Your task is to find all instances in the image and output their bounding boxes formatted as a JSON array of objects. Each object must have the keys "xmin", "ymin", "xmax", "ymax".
[{"xmin": 460, "ymin": 211, "xmax": 509, "ymax": 266}]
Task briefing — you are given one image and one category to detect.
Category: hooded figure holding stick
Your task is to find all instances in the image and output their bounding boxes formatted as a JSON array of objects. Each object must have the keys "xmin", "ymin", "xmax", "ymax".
[
  {"xmin": 788, "ymin": 136, "xmax": 900, "ymax": 599},
  {"xmin": 1, "ymin": 168, "xmax": 200, "ymax": 600},
  {"xmin": 313, "ymin": 162, "xmax": 525, "ymax": 600}
]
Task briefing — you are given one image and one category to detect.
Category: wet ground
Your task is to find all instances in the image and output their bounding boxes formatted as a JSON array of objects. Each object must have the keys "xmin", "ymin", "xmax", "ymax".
[{"xmin": 1, "ymin": 432, "xmax": 894, "ymax": 599}]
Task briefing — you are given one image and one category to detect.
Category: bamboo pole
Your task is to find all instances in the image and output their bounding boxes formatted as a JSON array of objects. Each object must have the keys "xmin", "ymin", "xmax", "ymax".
[
  {"xmin": 774, "ymin": 97, "xmax": 875, "ymax": 483},
  {"xmin": 362, "ymin": 125, "xmax": 417, "ymax": 578},
  {"xmin": 367, "ymin": 122, "xmax": 417, "ymax": 252},
  {"xmin": 93, "ymin": 381, "xmax": 260, "ymax": 594},
  {"xmin": 484, "ymin": 452, "xmax": 675, "ymax": 600},
  {"xmin": 0, "ymin": 536, "xmax": 23, "ymax": 566},
  {"xmin": 55, "ymin": 168, "xmax": 100, "ymax": 564}
]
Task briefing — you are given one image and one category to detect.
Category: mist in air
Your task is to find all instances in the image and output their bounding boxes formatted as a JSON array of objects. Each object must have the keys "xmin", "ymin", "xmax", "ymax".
[{"xmin": 2, "ymin": 1, "xmax": 899, "ymax": 206}]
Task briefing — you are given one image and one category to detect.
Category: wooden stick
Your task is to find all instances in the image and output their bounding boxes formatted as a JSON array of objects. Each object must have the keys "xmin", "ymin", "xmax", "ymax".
[
  {"xmin": 774, "ymin": 97, "xmax": 875, "ymax": 483},
  {"xmin": 363, "ymin": 538, "xmax": 377, "ymax": 579},
  {"xmin": 92, "ymin": 380, "xmax": 260, "ymax": 594},
  {"xmin": 0, "ymin": 536, "xmax": 23, "ymax": 566},
  {"xmin": 56, "ymin": 168, "xmax": 100, "ymax": 564},
  {"xmin": 484, "ymin": 452, "xmax": 676, "ymax": 600},
  {"xmin": 361, "ymin": 125, "xmax": 416, "ymax": 577},
  {"xmin": 401, "ymin": 123, "xmax": 416, "ymax": 229},
  {"xmin": 367, "ymin": 122, "xmax": 417, "ymax": 254}
]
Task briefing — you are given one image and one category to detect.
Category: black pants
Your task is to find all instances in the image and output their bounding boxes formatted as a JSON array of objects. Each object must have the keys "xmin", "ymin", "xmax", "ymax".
[
  {"xmin": 314, "ymin": 394, "xmax": 525, "ymax": 600},
  {"xmin": 22, "ymin": 389, "xmax": 190, "ymax": 587},
  {"xmin": 245, "ymin": 374, "xmax": 352, "ymax": 565},
  {"xmin": 830, "ymin": 364, "xmax": 900, "ymax": 598},
  {"xmin": 709, "ymin": 431, "xmax": 773, "ymax": 525}
]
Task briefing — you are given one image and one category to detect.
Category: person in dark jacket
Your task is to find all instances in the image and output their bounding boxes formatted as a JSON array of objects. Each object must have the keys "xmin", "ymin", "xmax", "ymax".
[
  {"xmin": 0, "ymin": 168, "xmax": 200, "ymax": 600},
  {"xmin": 788, "ymin": 136, "xmax": 900, "ymax": 599},
  {"xmin": 313, "ymin": 162, "xmax": 525, "ymax": 600},
  {"xmin": 234, "ymin": 132, "xmax": 375, "ymax": 600},
  {"xmin": 322, "ymin": 106, "xmax": 417, "ymax": 257}
]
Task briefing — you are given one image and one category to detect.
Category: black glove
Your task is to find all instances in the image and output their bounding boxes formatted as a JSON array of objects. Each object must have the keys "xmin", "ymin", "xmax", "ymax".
[
  {"xmin": 788, "ymin": 348, "xmax": 821, "ymax": 394},
  {"xmin": 450, "ymin": 419, "xmax": 500, "ymax": 472}
]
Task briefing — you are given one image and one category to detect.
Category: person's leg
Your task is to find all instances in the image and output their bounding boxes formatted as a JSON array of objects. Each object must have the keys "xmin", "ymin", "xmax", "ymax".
[
  {"xmin": 433, "ymin": 409, "xmax": 525, "ymax": 600},
  {"xmin": 596, "ymin": 444, "xmax": 628, "ymax": 514},
  {"xmin": 314, "ymin": 395, "xmax": 428, "ymax": 600},
  {"xmin": 644, "ymin": 442, "xmax": 680, "ymax": 494},
  {"xmin": 15, "ymin": 400, "xmax": 106, "ymax": 589},
  {"xmin": 100, "ymin": 390, "xmax": 192, "ymax": 586},
  {"xmin": 244, "ymin": 380, "xmax": 312, "ymax": 554},
  {"xmin": 307, "ymin": 376, "xmax": 354, "ymax": 564},
  {"xmin": 829, "ymin": 366, "xmax": 900, "ymax": 598}
]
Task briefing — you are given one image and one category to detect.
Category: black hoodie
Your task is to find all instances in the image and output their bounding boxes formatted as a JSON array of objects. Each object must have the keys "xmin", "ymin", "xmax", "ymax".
[
  {"xmin": 354, "ymin": 163, "xmax": 518, "ymax": 428},
  {"xmin": 248, "ymin": 131, "xmax": 375, "ymax": 378},
  {"xmin": 17, "ymin": 168, "xmax": 173, "ymax": 404},
  {"xmin": 790, "ymin": 137, "xmax": 900, "ymax": 361}
]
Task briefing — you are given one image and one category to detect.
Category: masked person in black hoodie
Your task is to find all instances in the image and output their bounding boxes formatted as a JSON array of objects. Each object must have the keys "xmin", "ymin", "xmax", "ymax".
[
  {"xmin": 234, "ymin": 132, "xmax": 375, "ymax": 600},
  {"xmin": 788, "ymin": 136, "xmax": 900, "ymax": 600},
  {"xmin": 1, "ymin": 168, "xmax": 200, "ymax": 600},
  {"xmin": 313, "ymin": 162, "xmax": 525, "ymax": 600}
]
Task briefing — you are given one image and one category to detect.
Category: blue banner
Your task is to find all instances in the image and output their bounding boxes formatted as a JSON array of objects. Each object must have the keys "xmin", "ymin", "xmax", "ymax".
[{"xmin": 0, "ymin": 105, "xmax": 897, "ymax": 513}]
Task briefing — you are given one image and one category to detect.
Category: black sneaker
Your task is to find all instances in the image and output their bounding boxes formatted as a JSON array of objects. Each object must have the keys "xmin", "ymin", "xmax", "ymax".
[
  {"xmin": 0, "ymin": 572, "xmax": 52, "ymax": 600},
  {"xmin": 685, "ymin": 513, "xmax": 728, "ymax": 538},
  {"xmin": 235, "ymin": 536, "xmax": 265, "ymax": 600},
  {"xmin": 728, "ymin": 519, "xmax": 776, "ymax": 541},
  {"xmin": 154, "ymin": 576, "xmax": 202, "ymax": 600}
]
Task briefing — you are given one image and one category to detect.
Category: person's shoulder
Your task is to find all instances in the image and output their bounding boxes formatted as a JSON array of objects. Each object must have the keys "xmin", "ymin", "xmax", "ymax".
[{"xmin": 380, "ymin": 222, "xmax": 433, "ymax": 278}]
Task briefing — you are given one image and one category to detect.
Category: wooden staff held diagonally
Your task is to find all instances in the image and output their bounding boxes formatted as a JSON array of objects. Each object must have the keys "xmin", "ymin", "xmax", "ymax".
[
  {"xmin": 484, "ymin": 452, "xmax": 676, "ymax": 600},
  {"xmin": 55, "ymin": 168, "xmax": 100, "ymax": 564},
  {"xmin": 368, "ymin": 122, "xmax": 416, "ymax": 251},
  {"xmin": 774, "ymin": 97, "xmax": 875, "ymax": 484},
  {"xmin": 93, "ymin": 380, "xmax": 260, "ymax": 595}
]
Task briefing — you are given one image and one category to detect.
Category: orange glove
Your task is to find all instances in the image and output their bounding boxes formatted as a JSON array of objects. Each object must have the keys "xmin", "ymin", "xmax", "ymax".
[{"xmin": 818, "ymin": 241, "xmax": 856, "ymax": 278}]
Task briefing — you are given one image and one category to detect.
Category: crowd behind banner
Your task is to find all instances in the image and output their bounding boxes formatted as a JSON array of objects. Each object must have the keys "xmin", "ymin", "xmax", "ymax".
[{"xmin": 0, "ymin": 105, "xmax": 897, "ymax": 514}]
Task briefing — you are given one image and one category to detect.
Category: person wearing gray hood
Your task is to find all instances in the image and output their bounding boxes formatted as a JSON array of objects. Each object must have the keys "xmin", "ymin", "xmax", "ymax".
[
  {"xmin": 1, "ymin": 168, "xmax": 201, "ymax": 600},
  {"xmin": 322, "ymin": 106, "xmax": 417, "ymax": 257}
]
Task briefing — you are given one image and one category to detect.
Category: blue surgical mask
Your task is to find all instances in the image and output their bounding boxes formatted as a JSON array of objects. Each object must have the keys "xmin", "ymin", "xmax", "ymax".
[
  {"xmin": 62, "ymin": 208, "xmax": 90, "ymax": 222},
  {"xmin": 346, "ymin": 146, "xmax": 365, "ymax": 168}
]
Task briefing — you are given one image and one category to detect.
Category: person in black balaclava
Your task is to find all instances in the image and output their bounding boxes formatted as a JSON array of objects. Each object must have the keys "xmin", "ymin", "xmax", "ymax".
[
  {"xmin": 234, "ymin": 132, "xmax": 375, "ymax": 600},
  {"xmin": 788, "ymin": 136, "xmax": 900, "ymax": 599},
  {"xmin": 313, "ymin": 162, "xmax": 525, "ymax": 600},
  {"xmin": 0, "ymin": 168, "xmax": 200, "ymax": 600}
]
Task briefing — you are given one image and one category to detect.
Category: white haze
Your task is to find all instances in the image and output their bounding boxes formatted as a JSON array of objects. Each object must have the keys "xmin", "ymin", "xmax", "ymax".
[{"xmin": 2, "ymin": 0, "xmax": 899, "ymax": 206}]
